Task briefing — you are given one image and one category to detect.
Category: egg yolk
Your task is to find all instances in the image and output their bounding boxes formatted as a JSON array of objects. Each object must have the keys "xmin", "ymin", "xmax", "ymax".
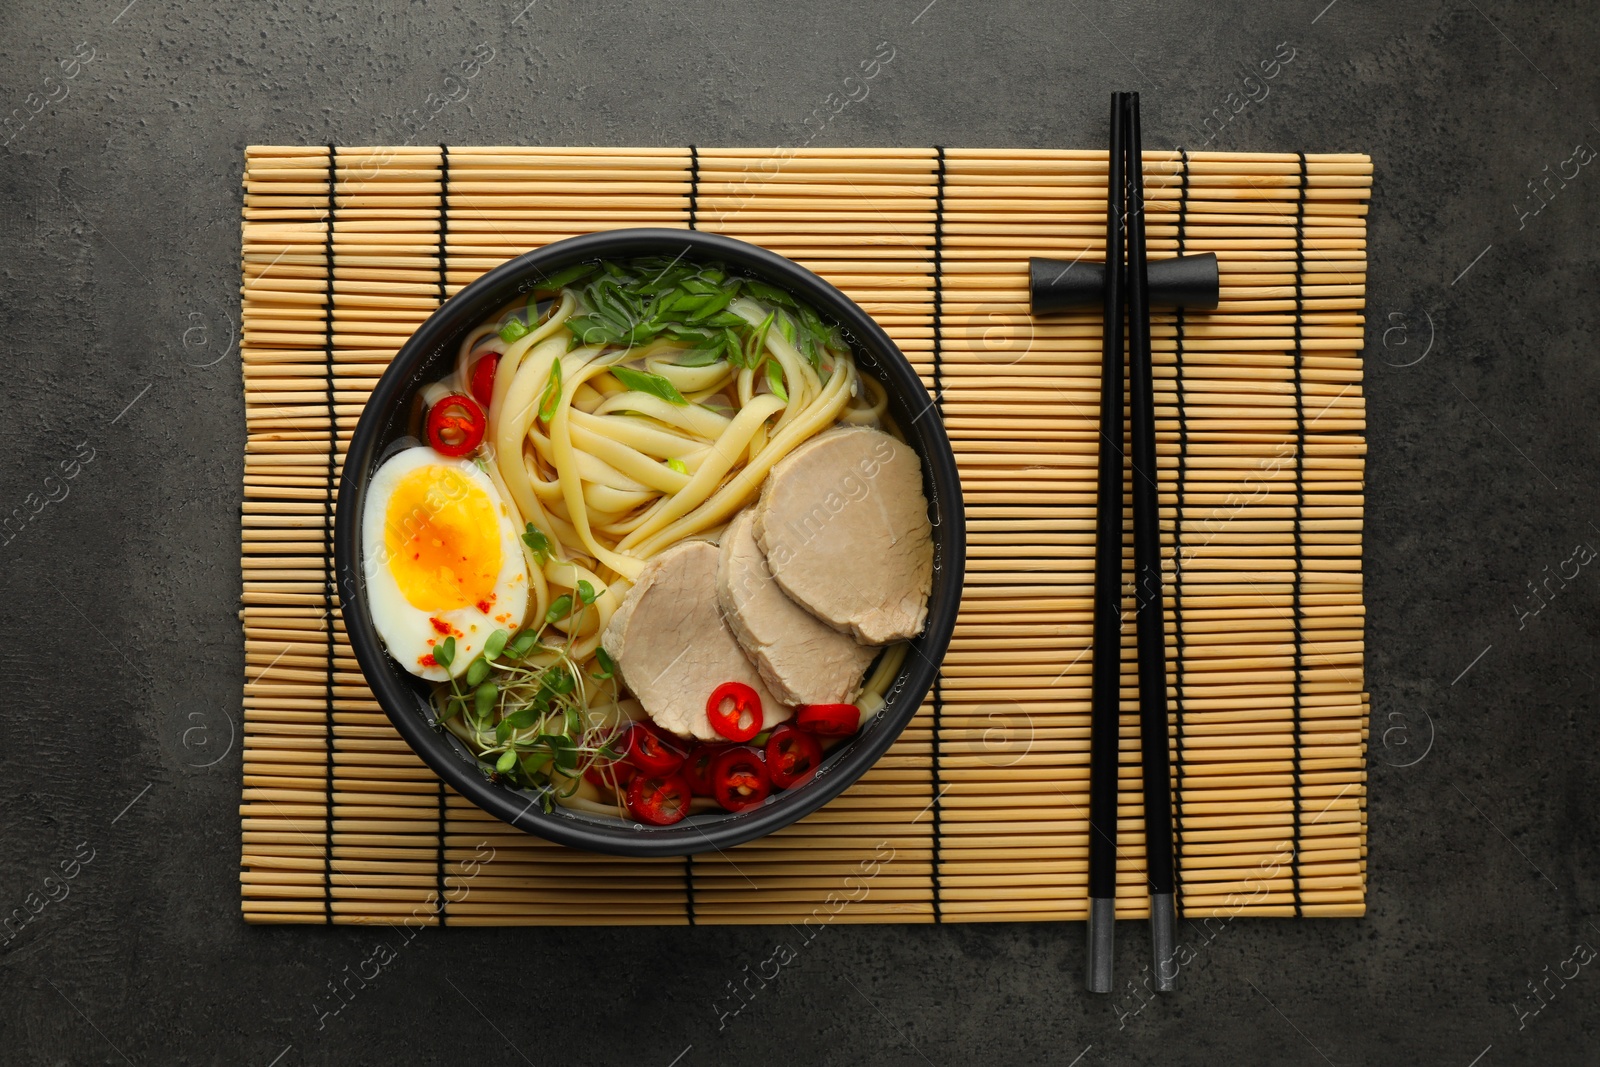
[{"xmin": 383, "ymin": 465, "xmax": 502, "ymax": 612}]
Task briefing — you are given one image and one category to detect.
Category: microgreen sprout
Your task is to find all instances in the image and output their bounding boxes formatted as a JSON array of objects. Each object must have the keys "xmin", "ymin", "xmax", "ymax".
[
  {"xmin": 545, "ymin": 595, "xmax": 573, "ymax": 624},
  {"xmin": 432, "ymin": 592, "xmax": 624, "ymax": 813},
  {"xmin": 521, "ymin": 523, "xmax": 552, "ymax": 565}
]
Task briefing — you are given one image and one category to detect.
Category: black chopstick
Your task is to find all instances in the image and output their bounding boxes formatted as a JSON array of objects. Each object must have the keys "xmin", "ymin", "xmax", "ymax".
[
  {"xmin": 1084, "ymin": 91, "xmax": 1128, "ymax": 995},
  {"xmin": 1123, "ymin": 91, "xmax": 1178, "ymax": 992}
]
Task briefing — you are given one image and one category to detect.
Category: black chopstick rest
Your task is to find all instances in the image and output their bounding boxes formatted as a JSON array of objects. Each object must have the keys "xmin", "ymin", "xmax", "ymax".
[{"xmin": 1028, "ymin": 252, "xmax": 1219, "ymax": 315}]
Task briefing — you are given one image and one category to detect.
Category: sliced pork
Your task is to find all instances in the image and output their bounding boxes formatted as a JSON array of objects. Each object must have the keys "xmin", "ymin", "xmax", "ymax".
[
  {"xmin": 601, "ymin": 539, "xmax": 786, "ymax": 741},
  {"xmin": 754, "ymin": 426, "xmax": 933, "ymax": 645},
  {"xmin": 717, "ymin": 507, "xmax": 878, "ymax": 705}
]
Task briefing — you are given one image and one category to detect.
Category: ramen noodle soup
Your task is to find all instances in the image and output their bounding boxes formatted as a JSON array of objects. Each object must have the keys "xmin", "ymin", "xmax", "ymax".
[{"xmin": 360, "ymin": 256, "xmax": 931, "ymax": 824}]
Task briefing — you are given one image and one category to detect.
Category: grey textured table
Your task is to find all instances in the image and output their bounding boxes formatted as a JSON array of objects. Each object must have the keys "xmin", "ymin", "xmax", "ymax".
[{"xmin": 3, "ymin": 1, "xmax": 1597, "ymax": 1064}]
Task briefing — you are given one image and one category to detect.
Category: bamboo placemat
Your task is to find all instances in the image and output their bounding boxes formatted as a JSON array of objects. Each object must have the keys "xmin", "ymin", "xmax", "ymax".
[{"xmin": 239, "ymin": 145, "xmax": 1369, "ymax": 926}]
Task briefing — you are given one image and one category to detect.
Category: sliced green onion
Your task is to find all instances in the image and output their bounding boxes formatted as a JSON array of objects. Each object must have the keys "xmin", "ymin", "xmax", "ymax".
[
  {"xmin": 568, "ymin": 314, "xmax": 626, "ymax": 346},
  {"xmin": 587, "ymin": 281, "xmax": 633, "ymax": 324},
  {"xmin": 667, "ymin": 457, "xmax": 689, "ymax": 475},
  {"xmin": 671, "ymin": 346, "xmax": 723, "ymax": 368},
  {"xmin": 540, "ymin": 262, "xmax": 600, "ymax": 289},
  {"xmin": 663, "ymin": 324, "xmax": 715, "ymax": 344},
  {"xmin": 538, "ymin": 357, "xmax": 564, "ymax": 422},
  {"xmin": 766, "ymin": 358, "xmax": 788, "ymax": 402},
  {"xmin": 637, "ymin": 271, "xmax": 688, "ymax": 296},
  {"xmin": 671, "ymin": 291, "xmax": 714, "ymax": 314},
  {"xmin": 743, "ymin": 311, "xmax": 776, "ymax": 369},
  {"xmin": 742, "ymin": 279, "xmax": 795, "ymax": 307},
  {"xmin": 686, "ymin": 288, "xmax": 734, "ymax": 322},
  {"xmin": 611, "ymin": 366, "xmax": 687, "ymax": 405}
]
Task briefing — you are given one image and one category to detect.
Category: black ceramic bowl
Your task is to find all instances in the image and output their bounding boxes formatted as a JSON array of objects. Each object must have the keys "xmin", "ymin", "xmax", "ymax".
[{"xmin": 335, "ymin": 229, "xmax": 964, "ymax": 857}]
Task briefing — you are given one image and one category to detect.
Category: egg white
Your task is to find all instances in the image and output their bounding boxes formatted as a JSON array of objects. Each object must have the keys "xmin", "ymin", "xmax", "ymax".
[{"xmin": 360, "ymin": 446, "xmax": 530, "ymax": 681}]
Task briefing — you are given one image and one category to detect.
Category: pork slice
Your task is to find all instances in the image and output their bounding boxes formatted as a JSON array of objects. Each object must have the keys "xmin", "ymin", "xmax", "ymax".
[
  {"xmin": 717, "ymin": 508, "xmax": 878, "ymax": 705},
  {"xmin": 754, "ymin": 426, "xmax": 933, "ymax": 645},
  {"xmin": 601, "ymin": 539, "xmax": 787, "ymax": 741}
]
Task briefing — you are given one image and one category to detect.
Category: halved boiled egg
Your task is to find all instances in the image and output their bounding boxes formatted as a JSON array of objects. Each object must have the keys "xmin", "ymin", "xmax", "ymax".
[{"xmin": 361, "ymin": 446, "xmax": 530, "ymax": 680}]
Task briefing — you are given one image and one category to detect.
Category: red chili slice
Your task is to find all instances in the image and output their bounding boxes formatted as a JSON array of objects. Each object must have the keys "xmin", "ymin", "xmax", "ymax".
[
  {"xmin": 710, "ymin": 746, "xmax": 771, "ymax": 812},
  {"xmin": 583, "ymin": 757, "xmax": 636, "ymax": 794},
  {"xmin": 469, "ymin": 352, "xmax": 500, "ymax": 409},
  {"xmin": 425, "ymin": 392, "xmax": 487, "ymax": 457},
  {"xmin": 765, "ymin": 724, "xmax": 824, "ymax": 789},
  {"xmin": 627, "ymin": 773, "xmax": 692, "ymax": 826},
  {"xmin": 706, "ymin": 681, "xmax": 763, "ymax": 742},
  {"xmin": 624, "ymin": 722, "xmax": 687, "ymax": 775},
  {"xmin": 681, "ymin": 743, "xmax": 724, "ymax": 797},
  {"xmin": 795, "ymin": 703, "xmax": 860, "ymax": 737}
]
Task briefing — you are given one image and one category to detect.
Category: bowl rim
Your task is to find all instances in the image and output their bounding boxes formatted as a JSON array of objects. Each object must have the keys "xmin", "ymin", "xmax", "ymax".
[{"xmin": 334, "ymin": 228, "xmax": 965, "ymax": 857}]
